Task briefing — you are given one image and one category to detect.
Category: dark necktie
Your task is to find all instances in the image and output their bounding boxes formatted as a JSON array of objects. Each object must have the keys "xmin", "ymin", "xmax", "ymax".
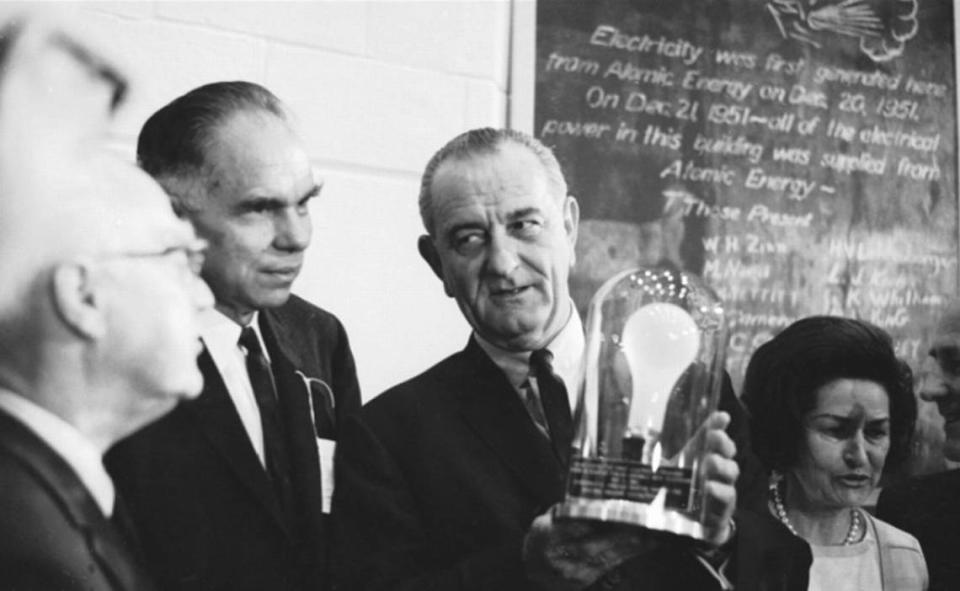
[
  {"xmin": 529, "ymin": 348, "xmax": 573, "ymax": 467},
  {"xmin": 521, "ymin": 380, "xmax": 550, "ymax": 437},
  {"xmin": 239, "ymin": 327, "xmax": 294, "ymax": 517}
]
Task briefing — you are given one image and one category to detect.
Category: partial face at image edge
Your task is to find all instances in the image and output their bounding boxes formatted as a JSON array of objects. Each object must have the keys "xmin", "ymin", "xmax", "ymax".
[
  {"xmin": 47, "ymin": 157, "xmax": 214, "ymax": 433},
  {"xmin": 921, "ymin": 307, "xmax": 960, "ymax": 461}
]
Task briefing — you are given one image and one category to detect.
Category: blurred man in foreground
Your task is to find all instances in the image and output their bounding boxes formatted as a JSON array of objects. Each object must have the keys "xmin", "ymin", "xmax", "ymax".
[
  {"xmin": 0, "ymin": 11, "xmax": 212, "ymax": 589},
  {"xmin": 106, "ymin": 81, "xmax": 361, "ymax": 591},
  {"xmin": 879, "ymin": 300, "xmax": 960, "ymax": 591},
  {"xmin": 333, "ymin": 128, "xmax": 810, "ymax": 590}
]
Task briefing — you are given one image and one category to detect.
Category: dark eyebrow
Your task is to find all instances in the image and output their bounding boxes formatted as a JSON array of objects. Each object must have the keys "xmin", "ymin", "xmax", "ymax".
[
  {"xmin": 240, "ymin": 184, "xmax": 323, "ymax": 212},
  {"xmin": 811, "ymin": 414, "xmax": 890, "ymax": 423},
  {"xmin": 506, "ymin": 207, "xmax": 543, "ymax": 222},
  {"xmin": 237, "ymin": 196, "xmax": 286, "ymax": 212},
  {"xmin": 810, "ymin": 414, "xmax": 850, "ymax": 422}
]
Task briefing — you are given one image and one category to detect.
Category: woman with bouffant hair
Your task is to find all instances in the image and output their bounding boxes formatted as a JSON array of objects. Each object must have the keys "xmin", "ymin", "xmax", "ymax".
[{"xmin": 742, "ymin": 316, "xmax": 927, "ymax": 591}]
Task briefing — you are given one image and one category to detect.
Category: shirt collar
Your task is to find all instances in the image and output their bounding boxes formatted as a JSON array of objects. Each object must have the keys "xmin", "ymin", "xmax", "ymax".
[
  {"xmin": 0, "ymin": 388, "xmax": 115, "ymax": 516},
  {"xmin": 474, "ymin": 301, "xmax": 585, "ymax": 392},
  {"xmin": 200, "ymin": 308, "xmax": 268, "ymax": 362}
]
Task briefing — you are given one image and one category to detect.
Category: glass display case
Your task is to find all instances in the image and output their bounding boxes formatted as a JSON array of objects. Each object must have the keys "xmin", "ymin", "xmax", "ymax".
[{"xmin": 555, "ymin": 265, "xmax": 727, "ymax": 540}]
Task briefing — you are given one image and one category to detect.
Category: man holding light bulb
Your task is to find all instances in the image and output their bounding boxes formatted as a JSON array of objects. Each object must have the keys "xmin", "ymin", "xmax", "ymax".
[{"xmin": 332, "ymin": 128, "xmax": 810, "ymax": 590}]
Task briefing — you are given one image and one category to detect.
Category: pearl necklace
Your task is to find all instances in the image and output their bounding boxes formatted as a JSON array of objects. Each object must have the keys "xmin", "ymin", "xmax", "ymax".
[{"xmin": 769, "ymin": 477, "xmax": 864, "ymax": 545}]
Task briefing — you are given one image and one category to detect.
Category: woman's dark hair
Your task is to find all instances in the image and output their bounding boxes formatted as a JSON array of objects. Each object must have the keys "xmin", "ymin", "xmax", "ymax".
[{"xmin": 742, "ymin": 316, "xmax": 916, "ymax": 473}]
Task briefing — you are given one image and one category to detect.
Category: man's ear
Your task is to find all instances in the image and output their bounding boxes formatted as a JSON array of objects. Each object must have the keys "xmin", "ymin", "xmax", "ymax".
[
  {"xmin": 564, "ymin": 195, "xmax": 580, "ymax": 265},
  {"xmin": 50, "ymin": 260, "xmax": 107, "ymax": 340},
  {"xmin": 417, "ymin": 235, "xmax": 453, "ymax": 297}
]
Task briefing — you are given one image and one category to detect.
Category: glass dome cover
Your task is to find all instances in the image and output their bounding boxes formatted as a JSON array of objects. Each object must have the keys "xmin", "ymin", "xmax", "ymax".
[{"xmin": 555, "ymin": 265, "xmax": 727, "ymax": 540}]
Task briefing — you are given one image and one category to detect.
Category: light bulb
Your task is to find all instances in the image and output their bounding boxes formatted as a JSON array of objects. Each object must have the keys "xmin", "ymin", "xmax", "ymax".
[{"xmin": 621, "ymin": 302, "xmax": 700, "ymax": 467}]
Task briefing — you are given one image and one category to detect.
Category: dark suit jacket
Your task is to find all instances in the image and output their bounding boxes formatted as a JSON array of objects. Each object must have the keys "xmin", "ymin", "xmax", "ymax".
[
  {"xmin": 332, "ymin": 338, "xmax": 810, "ymax": 591},
  {"xmin": 594, "ymin": 510, "xmax": 810, "ymax": 591},
  {"xmin": 877, "ymin": 469, "xmax": 960, "ymax": 591},
  {"xmin": 106, "ymin": 295, "xmax": 361, "ymax": 591},
  {"xmin": 0, "ymin": 410, "xmax": 154, "ymax": 591}
]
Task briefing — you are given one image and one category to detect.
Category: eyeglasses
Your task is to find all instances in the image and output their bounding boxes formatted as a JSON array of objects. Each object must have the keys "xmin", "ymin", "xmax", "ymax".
[
  {"xmin": 106, "ymin": 240, "xmax": 207, "ymax": 277},
  {"xmin": 49, "ymin": 30, "xmax": 128, "ymax": 111},
  {"xmin": 0, "ymin": 19, "xmax": 130, "ymax": 113}
]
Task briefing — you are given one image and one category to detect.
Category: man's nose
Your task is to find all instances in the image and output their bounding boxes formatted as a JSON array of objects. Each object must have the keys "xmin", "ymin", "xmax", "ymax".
[
  {"xmin": 918, "ymin": 356, "xmax": 948, "ymax": 402},
  {"xmin": 485, "ymin": 232, "xmax": 519, "ymax": 276},
  {"xmin": 274, "ymin": 207, "xmax": 312, "ymax": 252}
]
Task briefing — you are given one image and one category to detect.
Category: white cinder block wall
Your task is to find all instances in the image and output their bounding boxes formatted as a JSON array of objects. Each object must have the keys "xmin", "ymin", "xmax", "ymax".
[{"xmin": 76, "ymin": 1, "xmax": 519, "ymax": 400}]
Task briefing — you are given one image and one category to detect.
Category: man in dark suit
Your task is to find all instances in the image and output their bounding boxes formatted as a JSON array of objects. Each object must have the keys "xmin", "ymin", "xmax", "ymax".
[
  {"xmin": 105, "ymin": 82, "xmax": 362, "ymax": 591},
  {"xmin": 0, "ymin": 13, "xmax": 213, "ymax": 589},
  {"xmin": 333, "ymin": 128, "xmax": 810, "ymax": 590},
  {"xmin": 878, "ymin": 300, "xmax": 960, "ymax": 591}
]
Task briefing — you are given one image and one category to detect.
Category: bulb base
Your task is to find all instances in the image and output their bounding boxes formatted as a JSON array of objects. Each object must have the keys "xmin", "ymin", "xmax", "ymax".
[{"xmin": 554, "ymin": 498, "xmax": 706, "ymax": 540}]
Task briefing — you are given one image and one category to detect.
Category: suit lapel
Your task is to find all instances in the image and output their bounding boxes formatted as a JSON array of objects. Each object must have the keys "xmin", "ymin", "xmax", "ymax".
[
  {"xmin": 261, "ymin": 313, "xmax": 324, "ymax": 501},
  {"xmin": 260, "ymin": 306, "xmax": 308, "ymax": 371},
  {"xmin": 454, "ymin": 339, "xmax": 566, "ymax": 507},
  {"xmin": 87, "ymin": 511, "xmax": 154, "ymax": 591},
  {"xmin": 0, "ymin": 411, "xmax": 153, "ymax": 591},
  {"xmin": 260, "ymin": 312, "xmax": 327, "ymax": 576},
  {"xmin": 186, "ymin": 348, "xmax": 289, "ymax": 533}
]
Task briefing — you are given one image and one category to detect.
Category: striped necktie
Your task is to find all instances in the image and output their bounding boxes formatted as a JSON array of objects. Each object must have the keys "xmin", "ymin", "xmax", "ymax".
[
  {"xmin": 529, "ymin": 348, "xmax": 573, "ymax": 467},
  {"xmin": 239, "ymin": 326, "xmax": 294, "ymax": 518}
]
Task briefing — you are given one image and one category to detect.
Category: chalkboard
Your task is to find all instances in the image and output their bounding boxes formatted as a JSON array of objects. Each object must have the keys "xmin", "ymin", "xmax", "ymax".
[{"xmin": 536, "ymin": 0, "xmax": 958, "ymax": 473}]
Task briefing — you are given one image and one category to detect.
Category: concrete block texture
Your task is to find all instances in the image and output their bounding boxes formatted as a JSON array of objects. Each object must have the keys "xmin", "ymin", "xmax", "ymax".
[
  {"xmin": 298, "ymin": 168, "xmax": 468, "ymax": 398},
  {"xmin": 155, "ymin": 1, "xmax": 368, "ymax": 54},
  {"xmin": 365, "ymin": 1, "xmax": 510, "ymax": 80},
  {"xmin": 267, "ymin": 42, "xmax": 486, "ymax": 174},
  {"xmin": 80, "ymin": 10, "xmax": 267, "ymax": 139}
]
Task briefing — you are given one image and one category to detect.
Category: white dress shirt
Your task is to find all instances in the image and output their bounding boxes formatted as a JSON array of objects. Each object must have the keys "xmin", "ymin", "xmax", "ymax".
[
  {"xmin": 200, "ymin": 308, "xmax": 271, "ymax": 467},
  {"xmin": 0, "ymin": 388, "xmax": 115, "ymax": 517},
  {"xmin": 475, "ymin": 301, "xmax": 585, "ymax": 426}
]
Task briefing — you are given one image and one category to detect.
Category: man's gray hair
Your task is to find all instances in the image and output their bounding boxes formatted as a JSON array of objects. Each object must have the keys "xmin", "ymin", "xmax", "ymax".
[
  {"xmin": 418, "ymin": 128, "xmax": 568, "ymax": 236},
  {"xmin": 136, "ymin": 80, "xmax": 289, "ymax": 215}
]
